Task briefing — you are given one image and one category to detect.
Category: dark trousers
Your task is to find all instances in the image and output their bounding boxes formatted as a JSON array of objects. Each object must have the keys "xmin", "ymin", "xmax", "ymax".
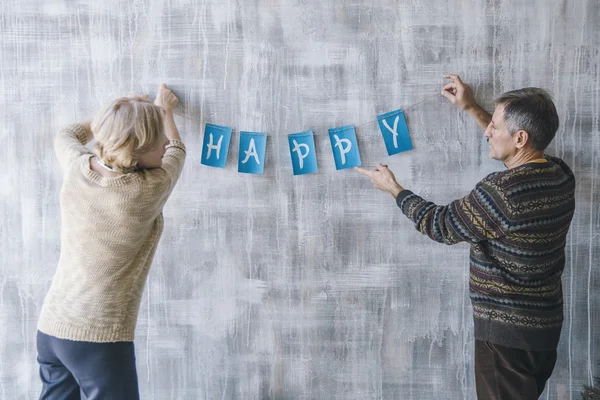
[
  {"xmin": 36, "ymin": 330, "xmax": 139, "ymax": 400},
  {"xmin": 475, "ymin": 340, "xmax": 557, "ymax": 400}
]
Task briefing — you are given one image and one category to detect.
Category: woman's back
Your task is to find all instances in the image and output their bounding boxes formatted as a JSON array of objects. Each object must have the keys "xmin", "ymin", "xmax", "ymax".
[{"xmin": 38, "ymin": 122, "xmax": 185, "ymax": 343}]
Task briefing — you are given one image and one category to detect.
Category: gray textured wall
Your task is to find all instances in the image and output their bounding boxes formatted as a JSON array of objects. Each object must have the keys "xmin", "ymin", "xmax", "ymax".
[{"xmin": 1, "ymin": 0, "xmax": 598, "ymax": 399}]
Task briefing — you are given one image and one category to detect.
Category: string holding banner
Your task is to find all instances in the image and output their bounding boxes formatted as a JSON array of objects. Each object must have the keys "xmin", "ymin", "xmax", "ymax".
[
  {"xmin": 174, "ymin": 93, "xmax": 441, "ymax": 130},
  {"xmin": 352, "ymin": 94, "xmax": 440, "ymax": 129}
]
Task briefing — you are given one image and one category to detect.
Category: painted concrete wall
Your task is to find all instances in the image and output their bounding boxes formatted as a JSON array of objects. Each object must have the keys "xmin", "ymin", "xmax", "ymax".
[{"xmin": 0, "ymin": 0, "xmax": 598, "ymax": 398}]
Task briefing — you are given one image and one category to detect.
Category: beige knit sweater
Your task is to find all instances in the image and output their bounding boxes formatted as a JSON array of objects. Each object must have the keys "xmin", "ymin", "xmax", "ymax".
[{"xmin": 38, "ymin": 123, "xmax": 186, "ymax": 342}]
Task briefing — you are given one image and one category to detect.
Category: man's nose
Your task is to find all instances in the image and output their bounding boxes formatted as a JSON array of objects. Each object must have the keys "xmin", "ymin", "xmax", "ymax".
[{"xmin": 484, "ymin": 123, "xmax": 492, "ymax": 138}]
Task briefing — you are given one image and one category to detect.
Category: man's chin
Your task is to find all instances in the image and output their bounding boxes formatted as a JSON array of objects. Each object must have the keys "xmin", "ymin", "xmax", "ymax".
[
  {"xmin": 489, "ymin": 154, "xmax": 509, "ymax": 164},
  {"xmin": 488, "ymin": 151, "xmax": 502, "ymax": 162}
]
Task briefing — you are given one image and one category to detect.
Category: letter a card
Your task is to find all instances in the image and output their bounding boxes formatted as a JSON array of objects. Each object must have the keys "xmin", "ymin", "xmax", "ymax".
[{"xmin": 238, "ymin": 131, "xmax": 267, "ymax": 174}]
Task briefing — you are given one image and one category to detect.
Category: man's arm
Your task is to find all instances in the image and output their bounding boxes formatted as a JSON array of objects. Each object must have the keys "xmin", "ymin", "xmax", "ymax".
[
  {"xmin": 356, "ymin": 165, "xmax": 509, "ymax": 245},
  {"xmin": 465, "ymin": 104, "xmax": 492, "ymax": 132},
  {"xmin": 442, "ymin": 74, "xmax": 492, "ymax": 132},
  {"xmin": 395, "ymin": 183, "xmax": 507, "ymax": 245}
]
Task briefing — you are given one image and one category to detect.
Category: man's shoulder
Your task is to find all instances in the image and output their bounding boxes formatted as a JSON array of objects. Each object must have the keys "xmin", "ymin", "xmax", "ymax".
[
  {"xmin": 477, "ymin": 170, "xmax": 509, "ymax": 192},
  {"xmin": 476, "ymin": 156, "xmax": 575, "ymax": 199},
  {"xmin": 545, "ymin": 155, "xmax": 576, "ymax": 180}
]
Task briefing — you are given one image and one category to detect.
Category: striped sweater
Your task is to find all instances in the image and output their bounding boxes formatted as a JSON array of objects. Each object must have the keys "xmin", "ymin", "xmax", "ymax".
[{"xmin": 396, "ymin": 156, "xmax": 575, "ymax": 351}]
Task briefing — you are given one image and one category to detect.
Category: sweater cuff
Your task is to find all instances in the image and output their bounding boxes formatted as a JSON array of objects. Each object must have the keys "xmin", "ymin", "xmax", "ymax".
[
  {"xmin": 166, "ymin": 139, "xmax": 186, "ymax": 153},
  {"xmin": 395, "ymin": 189, "xmax": 413, "ymax": 211}
]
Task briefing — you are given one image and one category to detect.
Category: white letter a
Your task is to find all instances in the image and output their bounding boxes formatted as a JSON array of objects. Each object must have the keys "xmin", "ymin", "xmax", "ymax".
[{"xmin": 242, "ymin": 138, "xmax": 260, "ymax": 164}]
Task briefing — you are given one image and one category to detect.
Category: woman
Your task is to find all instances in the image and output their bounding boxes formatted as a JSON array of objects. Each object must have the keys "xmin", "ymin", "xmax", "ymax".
[{"xmin": 36, "ymin": 84, "xmax": 186, "ymax": 399}]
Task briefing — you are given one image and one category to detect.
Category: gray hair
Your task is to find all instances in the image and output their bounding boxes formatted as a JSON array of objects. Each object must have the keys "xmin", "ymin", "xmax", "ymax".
[{"xmin": 495, "ymin": 88, "xmax": 559, "ymax": 151}]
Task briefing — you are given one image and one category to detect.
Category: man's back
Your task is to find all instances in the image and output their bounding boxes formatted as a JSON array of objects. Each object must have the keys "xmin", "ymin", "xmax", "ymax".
[{"xmin": 470, "ymin": 155, "xmax": 575, "ymax": 351}]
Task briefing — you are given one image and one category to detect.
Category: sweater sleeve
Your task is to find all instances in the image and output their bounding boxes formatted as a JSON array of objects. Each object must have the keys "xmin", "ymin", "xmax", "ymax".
[
  {"xmin": 54, "ymin": 123, "xmax": 92, "ymax": 172},
  {"xmin": 158, "ymin": 139, "xmax": 187, "ymax": 191},
  {"xmin": 395, "ymin": 180, "xmax": 510, "ymax": 245}
]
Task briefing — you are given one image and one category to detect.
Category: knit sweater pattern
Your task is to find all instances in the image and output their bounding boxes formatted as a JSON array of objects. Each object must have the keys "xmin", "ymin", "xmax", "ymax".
[
  {"xmin": 396, "ymin": 156, "xmax": 575, "ymax": 351},
  {"xmin": 38, "ymin": 123, "xmax": 186, "ymax": 342}
]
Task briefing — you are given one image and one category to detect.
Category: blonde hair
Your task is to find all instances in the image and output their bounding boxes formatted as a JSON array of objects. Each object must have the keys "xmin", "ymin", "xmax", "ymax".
[{"xmin": 91, "ymin": 97, "xmax": 165, "ymax": 171}]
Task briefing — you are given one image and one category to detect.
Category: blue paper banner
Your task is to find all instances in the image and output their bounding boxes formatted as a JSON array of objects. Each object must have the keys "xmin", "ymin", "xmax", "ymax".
[
  {"xmin": 238, "ymin": 131, "xmax": 267, "ymax": 174},
  {"xmin": 377, "ymin": 109, "xmax": 412, "ymax": 156},
  {"xmin": 200, "ymin": 123, "xmax": 232, "ymax": 168},
  {"xmin": 328, "ymin": 125, "xmax": 361, "ymax": 170},
  {"xmin": 288, "ymin": 131, "xmax": 318, "ymax": 176}
]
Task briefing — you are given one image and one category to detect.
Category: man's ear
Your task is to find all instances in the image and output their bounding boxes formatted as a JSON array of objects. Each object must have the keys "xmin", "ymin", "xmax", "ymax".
[{"xmin": 514, "ymin": 130, "xmax": 530, "ymax": 149}]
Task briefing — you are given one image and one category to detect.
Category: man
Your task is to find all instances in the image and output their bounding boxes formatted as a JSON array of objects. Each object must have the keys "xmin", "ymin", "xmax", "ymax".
[{"xmin": 356, "ymin": 74, "xmax": 576, "ymax": 399}]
